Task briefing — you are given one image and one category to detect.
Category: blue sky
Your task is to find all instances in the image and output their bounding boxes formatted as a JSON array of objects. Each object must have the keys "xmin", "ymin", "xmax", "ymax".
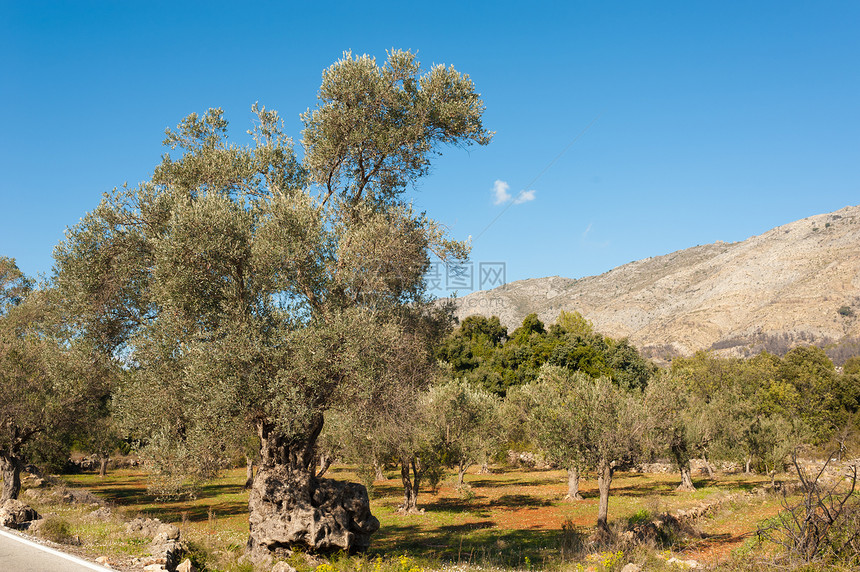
[{"xmin": 2, "ymin": 1, "xmax": 858, "ymax": 297}]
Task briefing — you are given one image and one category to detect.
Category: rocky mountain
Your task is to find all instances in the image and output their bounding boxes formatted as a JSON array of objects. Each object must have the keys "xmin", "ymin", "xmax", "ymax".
[{"xmin": 451, "ymin": 206, "xmax": 860, "ymax": 361}]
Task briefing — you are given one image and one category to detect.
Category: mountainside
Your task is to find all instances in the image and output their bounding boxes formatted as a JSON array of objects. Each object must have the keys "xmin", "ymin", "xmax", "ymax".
[{"xmin": 452, "ymin": 206, "xmax": 860, "ymax": 360}]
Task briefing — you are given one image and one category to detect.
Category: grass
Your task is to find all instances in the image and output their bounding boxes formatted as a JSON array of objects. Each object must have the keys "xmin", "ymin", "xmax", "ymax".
[{"xmin": 21, "ymin": 464, "xmax": 792, "ymax": 571}]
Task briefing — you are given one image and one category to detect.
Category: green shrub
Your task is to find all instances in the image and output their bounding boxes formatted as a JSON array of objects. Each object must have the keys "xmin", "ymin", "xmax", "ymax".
[{"xmin": 38, "ymin": 515, "xmax": 73, "ymax": 544}]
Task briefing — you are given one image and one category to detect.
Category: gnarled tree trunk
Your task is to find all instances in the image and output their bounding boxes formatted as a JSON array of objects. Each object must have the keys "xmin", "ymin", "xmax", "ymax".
[
  {"xmin": 246, "ymin": 416, "xmax": 379, "ymax": 559},
  {"xmin": 596, "ymin": 459, "xmax": 614, "ymax": 532},
  {"xmin": 565, "ymin": 466, "xmax": 583, "ymax": 500},
  {"xmin": 1, "ymin": 454, "xmax": 23, "ymax": 502},
  {"xmin": 316, "ymin": 453, "xmax": 332, "ymax": 479},
  {"xmin": 677, "ymin": 462, "xmax": 695, "ymax": 492},
  {"xmin": 98, "ymin": 453, "xmax": 109, "ymax": 478}
]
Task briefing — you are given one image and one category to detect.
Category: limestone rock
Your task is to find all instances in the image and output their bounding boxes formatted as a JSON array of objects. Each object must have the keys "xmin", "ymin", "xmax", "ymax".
[
  {"xmin": 271, "ymin": 562, "xmax": 298, "ymax": 572},
  {"xmin": 88, "ymin": 506, "xmax": 113, "ymax": 520},
  {"xmin": 621, "ymin": 564, "xmax": 642, "ymax": 572},
  {"xmin": 176, "ymin": 559, "xmax": 196, "ymax": 572},
  {"xmin": 0, "ymin": 499, "xmax": 40, "ymax": 529},
  {"xmin": 152, "ymin": 523, "xmax": 181, "ymax": 544},
  {"xmin": 125, "ymin": 517, "xmax": 163, "ymax": 537},
  {"xmin": 667, "ymin": 556, "xmax": 701, "ymax": 569},
  {"xmin": 247, "ymin": 467, "xmax": 380, "ymax": 557},
  {"xmin": 149, "ymin": 526, "xmax": 184, "ymax": 572}
]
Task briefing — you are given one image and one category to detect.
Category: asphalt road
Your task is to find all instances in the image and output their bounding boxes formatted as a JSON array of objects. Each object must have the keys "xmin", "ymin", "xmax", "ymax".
[{"xmin": 0, "ymin": 527, "xmax": 114, "ymax": 572}]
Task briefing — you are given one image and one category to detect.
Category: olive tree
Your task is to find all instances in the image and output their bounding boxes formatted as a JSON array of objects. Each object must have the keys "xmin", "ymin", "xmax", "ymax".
[
  {"xmin": 509, "ymin": 365, "xmax": 643, "ymax": 528},
  {"xmin": 576, "ymin": 375, "xmax": 644, "ymax": 531},
  {"xmin": 54, "ymin": 50, "xmax": 490, "ymax": 556},
  {"xmin": 425, "ymin": 377, "xmax": 502, "ymax": 489},
  {"xmin": 506, "ymin": 365, "xmax": 589, "ymax": 500},
  {"xmin": 644, "ymin": 373, "xmax": 700, "ymax": 491},
  {"xmin": 0, "ymin": 258, "xmax": 109, "ymax": 500}
]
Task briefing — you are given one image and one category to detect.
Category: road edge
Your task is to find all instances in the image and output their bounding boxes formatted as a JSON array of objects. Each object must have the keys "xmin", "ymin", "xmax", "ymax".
[{"xmin": 0, "ymin": 526, "xmax": 114, "ymax": 571}]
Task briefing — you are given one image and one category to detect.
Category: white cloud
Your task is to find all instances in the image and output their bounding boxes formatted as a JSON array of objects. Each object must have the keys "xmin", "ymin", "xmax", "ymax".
[
  {"xmin": 514, "ymin": 189, "xmax": 536, "ymax": 204},
  {"xmin": 493, "ymin": 180, "xmax": 536, "ymax": 206},
  {"xmin": 493, "ymin": 180, "xmax": 511, "ymax": 205}
]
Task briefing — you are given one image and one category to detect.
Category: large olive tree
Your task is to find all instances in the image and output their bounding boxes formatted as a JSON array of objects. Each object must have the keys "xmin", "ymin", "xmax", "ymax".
[{"xmin": 54, "ymin": 50, "xmax": 490, "ymax": 556}]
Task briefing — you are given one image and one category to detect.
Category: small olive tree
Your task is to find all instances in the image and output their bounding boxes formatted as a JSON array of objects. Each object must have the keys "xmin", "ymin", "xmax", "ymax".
[
  {"xmin": 506, "ymin": 365, "xmax": 587, "ymax": 500},
  {"xmin": 644, "ymin": 373, "xmax": 700, "ymax": 491},
  {"xmin": 425, "ymin": 377, "xmax": 503, "ymax": 488},
  {"xmin": 509, "ymin": 365, "xmax": 644, "ymax": 529}
]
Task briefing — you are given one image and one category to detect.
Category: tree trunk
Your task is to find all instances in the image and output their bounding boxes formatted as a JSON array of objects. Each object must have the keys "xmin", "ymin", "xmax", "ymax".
[
  {"xmin": 456, "ymin": 461, "xmax": 468, "ymax": 489},
  {"xmin": 246, "ymin": 416, "xmax": 379, "ymax": 558},
  {"xmin": 565, "ymin": 467, "xmax": 583, "ymax": 500},
  {"xmin": 243, "ymin": 455, "xmax": 255, "ymax": 490},
  {"xmin": 98, "ymin": 454, "xmax": 109, "ymax": 478},
  {"xmin": 677, "ymin": 463, "xmax": 695, "ymax": 492},
  {"xmin": 701, "ymin": 452, "xmax": 715, "ymax": 478},
  {"xmin": 1, "ymin": 454, "xmax": 23, "ymax": 501},
  {"xmin": 672, "ymin": 443, "xmax": 696, "ymax": 492},
  {"xmin": 596, "ymin": 460, "xmax": 614, "ymax": 532},
  {"xmin": 745, "ymin": 457, "xmax": 752, "ymax": 474},
  {"xmin": 316, "ymin": 453, "xmax": 332, "ymax": 479},
  {"xmin": 397, "ymin": 454, "xmax": 423, "ymax": 514},
  {"xmin": 373, "ymin": 455, "xmax": 386, "ymax": 481}
]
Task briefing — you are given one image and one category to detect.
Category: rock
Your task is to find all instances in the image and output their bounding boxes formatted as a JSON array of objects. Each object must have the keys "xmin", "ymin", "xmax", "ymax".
[
  {"xmin": 621, "ymin": 564, "xmax": 642, "ymax": 572},
  {"xmin": 149, "ymin": 523, "xmax": 184, "ymax": 571},
  {"xmin": 88, "ymin": 506, "xmax": 113, "ymax": 520},
  {"xmin": 175, "ymin": 559, "xmax": 196, "ymax": 572},
  {"xmin": 125, "ymin": 517, "xmax": 163, "ymax": 537},
  {"xmin": 667, "ymin": 556, "xmax": 700, "ymax": 569},
  {"xmin": 63, "ymin": 488, "xmax": 102, "ymax": 505},
  {"xmin": 152, "ymin": 523, "xmax": 181, "ymax": 544},
  {"xmin": 23, "ymin": 476, "xmax": 45, "ymax": 488},
  {"xmin": 247, "ymin": 467, "xmax": 380, "ymax": 557},
  {"xmin": 271, "ymin": 562, "xmax": 297, "ymax": 572},
  {"xmin": 0, "ymin": 499, "xmax": 40, "ymax": 529},
  {"xmin": 21, "ymin": 488, "xmax": 44, "ymax": 501},
  {"xmin": 144, "ymin": 565, "xmax": 167, "ymax": 572}
]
